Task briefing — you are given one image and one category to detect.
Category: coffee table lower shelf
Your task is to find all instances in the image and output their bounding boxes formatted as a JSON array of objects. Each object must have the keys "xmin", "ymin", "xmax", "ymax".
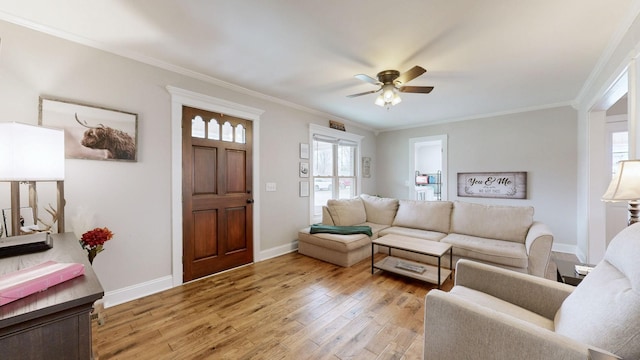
[{"xmin": 373, "ymin": 256, "xmax": 452, "ymax": 286}]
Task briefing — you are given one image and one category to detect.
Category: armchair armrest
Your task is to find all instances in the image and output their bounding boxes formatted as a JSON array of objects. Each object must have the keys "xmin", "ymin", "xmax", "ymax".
[
  {"xmin": 455, "ymin": 259, "xmax": 574, "ymax": 319},
  {"xmin": 424, "ymin": 290, "xmax": 594, "ymax": 360},
  {"xmin": 525, "ymin": 221, "xmax": 554, "ymax": 277}
]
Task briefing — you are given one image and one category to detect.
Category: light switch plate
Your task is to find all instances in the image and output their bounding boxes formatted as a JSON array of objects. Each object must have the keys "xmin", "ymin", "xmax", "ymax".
[{"xmin": 266, "ymin": 182, "xmax": 277, "ymax": 192}]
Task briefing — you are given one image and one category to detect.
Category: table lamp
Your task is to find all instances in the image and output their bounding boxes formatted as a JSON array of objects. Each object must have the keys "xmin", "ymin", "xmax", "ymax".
[
  {"xmin": 602, "ymin": 159, "xmax": 640, "ymax": 225},
  {"xmin": 0, "ymin": 122, "xmax": 65, "ymax": 236}
]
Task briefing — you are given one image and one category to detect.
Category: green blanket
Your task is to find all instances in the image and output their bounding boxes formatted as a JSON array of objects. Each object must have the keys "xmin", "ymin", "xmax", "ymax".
[{"xmin": 309, "ymin": 224, "xmax": 372, "ymax": 237}]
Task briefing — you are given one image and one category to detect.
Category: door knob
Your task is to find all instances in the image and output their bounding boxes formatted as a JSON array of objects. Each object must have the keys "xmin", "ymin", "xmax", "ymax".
[{"xmin": 247, "ymin": 199, "xmax": 254, "ymax": 204}]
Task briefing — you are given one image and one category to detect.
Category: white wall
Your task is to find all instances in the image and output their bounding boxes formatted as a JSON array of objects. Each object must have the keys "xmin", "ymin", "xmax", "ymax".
[
  {"xmin": 377, "ymin": 106, "xmax": 578, "ymax": 250},
  {"xmin": 416, "ymin": 143, "xmax": 441, "ymax": 174},
  {"xmin": 0, "ymin": 20, "xmax": 377, "ymax": 305}
]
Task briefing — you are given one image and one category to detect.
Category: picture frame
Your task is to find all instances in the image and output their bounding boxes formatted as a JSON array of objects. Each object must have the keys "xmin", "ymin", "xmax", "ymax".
[
  {"xmin": 329, "ymin": 120, "xmax": 345, "ymax": 131},
  {"xmin": 1, "ymin": 207, "xmax": 35, "ymax": 237},
  {"xmin": 299, "ymin": 162, "xmax": 309, "ymax": 177},
  {"xmin": 299, "ymin": 181, "xmax": 309, "ymax": 197},
  {"xmin": 39, "ymin": 97, "xmax": 138, "ymax": 161},
  {"xmin": 362, "ymin": 157, "xmax": 371, "ymax": 178},
  {"xmin": 457, "ymin": 172, "xmax": 527, "ymax": 199},
  {"xmin": 299, "ymin": 143, "xmax": 309, "ymax": 159}
]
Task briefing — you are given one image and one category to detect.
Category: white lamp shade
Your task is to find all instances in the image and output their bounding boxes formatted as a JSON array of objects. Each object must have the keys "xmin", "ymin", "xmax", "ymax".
[
  {"xmin": 0, "ymin": 122, "xmax": 65, "ymax": 181},
  {"xmin": 602, "ymin": 160, "xmax": 640, "ymax": 201}
]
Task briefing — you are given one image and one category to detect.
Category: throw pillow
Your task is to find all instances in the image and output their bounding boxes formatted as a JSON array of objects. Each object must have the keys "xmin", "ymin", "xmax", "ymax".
[
  {"xmin": 360, "ymin": 194, "xmax": 399, "ymax": 225},
  {"xmin": 327, "ymin": 198, "xmax": 366, "ymax": 226},
  {"xmin": 392, "ymin": 200, "xmax": 453, "ymax": 233}
]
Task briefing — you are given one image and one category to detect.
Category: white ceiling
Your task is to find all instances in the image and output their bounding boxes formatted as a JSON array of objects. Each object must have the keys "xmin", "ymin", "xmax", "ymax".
[{"xmin": 0, "ymin": 1, "xmax": 638, "ymax": 131}]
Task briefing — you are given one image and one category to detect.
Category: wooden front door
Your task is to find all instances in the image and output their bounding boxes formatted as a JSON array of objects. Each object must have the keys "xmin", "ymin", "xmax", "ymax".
[{"xmin": 182, "ymin": 106, "xmax": 254, "ymax": 282}]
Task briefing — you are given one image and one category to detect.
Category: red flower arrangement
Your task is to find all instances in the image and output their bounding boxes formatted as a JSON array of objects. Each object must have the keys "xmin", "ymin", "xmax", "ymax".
[{"xmin": 80, "ymin": 227, "xmax": 114, "ymax": 264}]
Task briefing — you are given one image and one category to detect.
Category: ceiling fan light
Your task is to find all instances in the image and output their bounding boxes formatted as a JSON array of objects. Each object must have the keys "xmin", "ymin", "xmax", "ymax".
[
  {"xmin": 382, "ymin": 85, "xmax": 395, "ymax": 102},
  {"xmin": 391, "ymin": 93, "xmax": 402, "ymax": 106},
  {"xmin": 374, "ymin": 94, "xmax": 386, "ymax": 107}
]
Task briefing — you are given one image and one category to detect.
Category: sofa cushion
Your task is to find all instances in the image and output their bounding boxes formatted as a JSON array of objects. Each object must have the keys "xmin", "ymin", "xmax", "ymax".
[
  {"xmin": 442, "ymin": 233, "xmax": 528, "ymax": 268},
  {"xmin": 392, "ymin": 200, "xmax": 453, "ymax": 233},
  {"xmin": 554, "ymin": 224, "xmax": 640, "ymax": 359},
  {"xmin": 321, "ymin": 206, "xmax": 334, "ymax": 225},
  {"xmin": 365, "ymin": 222, "xmax": 390, "ymax": 238},
  {"xmin": 379, "ymin": 226, "xmax": 447, "ymax": 241},
  {"xmin": 298, "ymin": 228, "xmax": 370, "ymax": 252},
  {"xmin": 326, "ymin": 198, "xmax": 366, "ymax": 226},
  {"xmin": 451, "ymin": 201, "xmax": 533, "ymax": 243},
  {"xmin": 360, "ymin": 194, "xmax": 399, "ymax": 225}
]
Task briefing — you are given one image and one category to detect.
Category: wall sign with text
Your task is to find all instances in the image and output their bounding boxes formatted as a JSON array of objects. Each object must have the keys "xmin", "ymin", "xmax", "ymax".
[{"xmin": 457, "ymin": 172, "xmax": 527, "ymax": 199}]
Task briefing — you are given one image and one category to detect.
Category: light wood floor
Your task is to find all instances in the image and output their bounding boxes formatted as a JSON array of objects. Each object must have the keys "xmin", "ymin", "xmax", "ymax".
[
  {"xmin": 92, "ymin": 252, "xmax": 453, "ymax": 359},
  {"xmin": 92, "ymin": 251, "xmax": 575, "ymax": 359}
]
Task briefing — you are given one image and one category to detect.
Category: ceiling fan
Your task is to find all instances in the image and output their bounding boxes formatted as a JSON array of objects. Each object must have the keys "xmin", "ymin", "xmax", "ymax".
[{"xmin": 347, "ymin": 65, "xmax": 434, "ymax": 108}]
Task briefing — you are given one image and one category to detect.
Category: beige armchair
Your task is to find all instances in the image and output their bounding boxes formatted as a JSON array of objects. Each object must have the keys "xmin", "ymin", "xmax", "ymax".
[{"xmin": 424, "ymin": 223, "xmax": 640, "ymax": 360}]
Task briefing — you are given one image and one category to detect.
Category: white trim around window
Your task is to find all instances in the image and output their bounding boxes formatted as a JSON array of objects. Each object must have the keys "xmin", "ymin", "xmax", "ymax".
[{"xmin": 308, "ymin": 124, "xmax": 363, "ymax": 224}]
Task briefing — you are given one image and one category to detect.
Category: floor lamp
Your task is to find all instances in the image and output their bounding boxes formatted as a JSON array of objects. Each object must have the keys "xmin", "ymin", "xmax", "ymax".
[
  {"xmin": 0, "ymin": 122, "xmax": 65, "ymax": 237},
  {"xmin": 602, "ymin": 160, "xmax": 640, "ymax": 226}
]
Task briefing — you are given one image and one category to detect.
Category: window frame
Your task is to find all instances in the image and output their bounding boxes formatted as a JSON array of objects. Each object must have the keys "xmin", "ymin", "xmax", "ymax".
[{"xmin": 308, "ymin": 124, "xmax": 363, "ymax": 224}]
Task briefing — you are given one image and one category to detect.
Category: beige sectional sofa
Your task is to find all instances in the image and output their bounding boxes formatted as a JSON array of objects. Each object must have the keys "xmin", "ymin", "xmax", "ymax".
[{"xmin": 298, "ymin": 194, "xmax": 554, "ymax": 278}]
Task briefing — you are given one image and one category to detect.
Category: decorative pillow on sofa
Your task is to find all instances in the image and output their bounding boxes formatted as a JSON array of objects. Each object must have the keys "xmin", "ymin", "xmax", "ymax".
[
  {"xmin": 326, "ymin": 198, "xmax": 367, "ymax": 226},
  {"xmin": 391, "ymin": 200, "xmax": 453, "ymax": 233},
  {"xmin": 450, "ymin": 201, "xmax": 533, "ymax": 243},
  {"xmin": 360, "ymin": 194, "xmax": 399, "ymax": 225}
]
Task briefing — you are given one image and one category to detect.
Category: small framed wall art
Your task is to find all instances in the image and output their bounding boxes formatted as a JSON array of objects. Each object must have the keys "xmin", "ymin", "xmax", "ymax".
[
  {"xmin": 299, "ymin": 143, "xmax": 309, "ymax": 159},
  {"xmin": 299, "ymin": 181, "xmax": 309, "ymax": 197},
  {"xmin": 329, "ymin": 120, "xmax": 345, "ymax": 131},
  {"xmin": 362, "ymin": 157, "xmax": 371, "ymax": 178},
  {"xmin": 299, "ymin": 162, "xmax": 309, "ymax": 177}
]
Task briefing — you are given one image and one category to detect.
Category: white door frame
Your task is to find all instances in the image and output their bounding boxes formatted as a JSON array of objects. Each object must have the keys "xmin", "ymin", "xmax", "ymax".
[
  {"xmin": 409, "ymin": 135, "xmax": 448, "ymax": 201},
  {"xmin": 583, "ymin": 65, "xmax": 631, "ymax": 263}
]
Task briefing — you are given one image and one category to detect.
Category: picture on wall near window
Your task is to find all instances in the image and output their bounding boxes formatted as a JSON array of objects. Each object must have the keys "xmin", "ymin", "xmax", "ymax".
[
  {"xmin": 299, "ymin": 143, "xmax": 309, "ymax": 159},
  {"xmin": 362, "ymin": 157, "xmax": 371, "ymax": 178},
  {"xmin": 39, "ymin": 97, "xmax": 138, "ymax": 162},
  {"xmin": 299, "ymin": 181, "xmax": 309, "ymax": 197},
  {"xmin": 329, "ymin": 120, "xmax": 345, "ymax": 131},
  {"xmin": 299, "ymin": 162, "xmax": 309, "ymax": 177}
]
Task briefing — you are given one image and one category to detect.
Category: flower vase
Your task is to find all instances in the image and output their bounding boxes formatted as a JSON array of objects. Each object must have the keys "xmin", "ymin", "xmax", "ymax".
[{"xmin": 88, "ymin": 249, "xmax": 98, "ymax": 265}]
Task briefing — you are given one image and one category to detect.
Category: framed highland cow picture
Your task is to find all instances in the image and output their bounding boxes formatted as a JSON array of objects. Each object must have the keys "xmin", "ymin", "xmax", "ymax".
[{"xmin": 38, "ymin": 97, "xmax": 138, "ymax": 162}]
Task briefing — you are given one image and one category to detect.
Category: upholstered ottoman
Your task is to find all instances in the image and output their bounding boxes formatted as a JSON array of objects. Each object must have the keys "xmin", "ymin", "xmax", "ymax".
[{"xmin": 298, "ymin": 228, "xmax": 372, "ymax": 267}]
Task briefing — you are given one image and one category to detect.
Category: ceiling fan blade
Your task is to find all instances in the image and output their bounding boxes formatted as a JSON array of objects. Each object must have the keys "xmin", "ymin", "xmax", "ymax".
[
  {"xmin": 346, "ymin": 89, "xmax": 381, "ymax": 98},
  {"xmin": 398, "ymin": 85, "xmax": 434, "ymax": 94},
  {"xmin": 354, "ymin": 74, "xmax": 382, "ymax": 86},
  {"xmin": 395, "ymin": 66, "xmax": 427, "ymax": 85}
]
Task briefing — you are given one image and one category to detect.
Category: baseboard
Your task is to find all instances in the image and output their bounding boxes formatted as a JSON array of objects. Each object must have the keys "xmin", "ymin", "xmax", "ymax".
[
  {"xmin": 102, "ymin": 242, "xmax": 299, "ymax": 308},
  {"xmin": 574, "ymin": 247, "xmax": 587, "ymax": 263},
  {"xmin": 258, "ymin": 240, "xmax": 298, "ymax": 261},
  {"xmin": 103, "ymin": 275, "xmax": 173, "ymax": 308},
  {"xmin": 551, "ymin": 242, "xmax": 577, "ymax": 255}
]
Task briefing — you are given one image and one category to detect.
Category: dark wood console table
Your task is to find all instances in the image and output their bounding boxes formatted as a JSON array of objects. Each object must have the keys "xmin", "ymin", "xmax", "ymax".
[{"xmin": 0, "ymin": 233, "xmax": 104, "ymax": 359}]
